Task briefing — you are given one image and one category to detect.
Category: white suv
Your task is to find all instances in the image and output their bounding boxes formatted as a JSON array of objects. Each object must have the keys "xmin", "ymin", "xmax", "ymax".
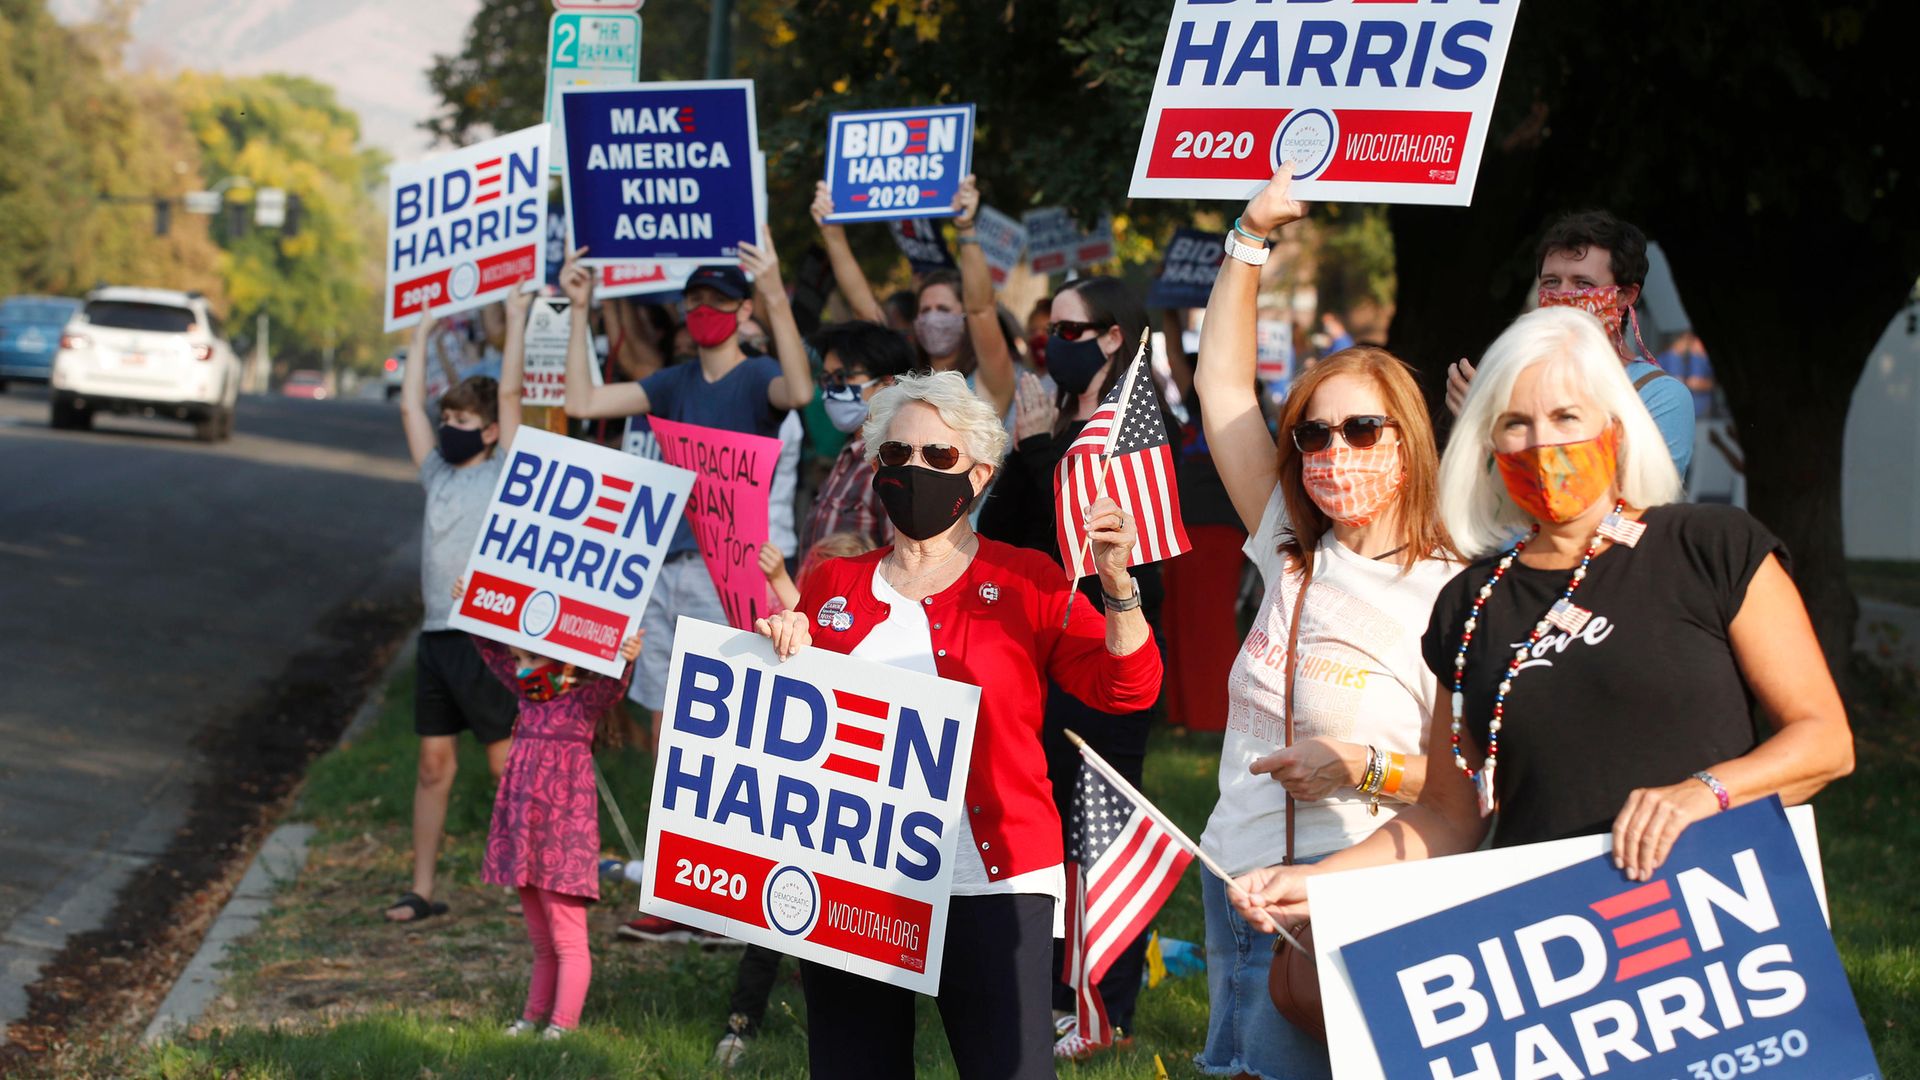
[{"xmin": 50, "ymin": 287, "xmax": 241, "ymax": 441}]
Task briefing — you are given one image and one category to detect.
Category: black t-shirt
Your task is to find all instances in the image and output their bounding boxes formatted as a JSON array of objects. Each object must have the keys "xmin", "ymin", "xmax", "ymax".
[{"xmin": 1419, "ymin": 504, "xmax": 1784, "ymax": 847}]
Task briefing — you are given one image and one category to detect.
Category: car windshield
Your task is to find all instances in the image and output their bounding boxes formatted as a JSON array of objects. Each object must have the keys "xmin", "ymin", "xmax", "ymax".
[
  {"xmin": 0, "ymin": 300, "xmax": 76, "ymax": 325},
  {"xmin": 85, "ymin": 301, "xmax": 195, "ymax": 333}
]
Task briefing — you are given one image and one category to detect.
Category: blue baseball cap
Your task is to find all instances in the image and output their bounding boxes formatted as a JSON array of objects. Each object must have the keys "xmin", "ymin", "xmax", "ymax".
[{"xmin": 684, "ymin": 265, "xmax": 751, "ymax": 301}]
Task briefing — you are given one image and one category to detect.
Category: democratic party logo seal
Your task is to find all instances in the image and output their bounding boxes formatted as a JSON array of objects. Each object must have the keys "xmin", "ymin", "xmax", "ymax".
[
  {"xmin": 521, "ymin": 589, "xmax": 559, "ymax": 638},
  {"xmin": 764, "ymin": 865, "xmax": 818, "ymax": 937},
  {"xmin": 449, "ymin": 261, "xmax": 480, "ymax": 302},
  {"xmin": 1272, "ymin": 108, "xmax": 1338, "ymax": 181}
]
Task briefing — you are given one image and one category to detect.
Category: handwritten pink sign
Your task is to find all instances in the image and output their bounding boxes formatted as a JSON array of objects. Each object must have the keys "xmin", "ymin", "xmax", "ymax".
[{"xmin": 648, "ymin": 416, "xmax": 779, "ymax": 631}]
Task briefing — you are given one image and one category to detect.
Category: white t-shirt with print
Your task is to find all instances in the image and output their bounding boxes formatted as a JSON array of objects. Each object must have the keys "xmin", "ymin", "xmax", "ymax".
[{"xmin": 1200, "ymin": 484, "xmax": 1457, "ymax": 873}]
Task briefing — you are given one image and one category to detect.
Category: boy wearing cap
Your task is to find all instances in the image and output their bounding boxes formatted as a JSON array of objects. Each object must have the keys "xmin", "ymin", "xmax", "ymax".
[{"xmin": 559, "ymin": 231, "xmax": 812, "ymax": 750}]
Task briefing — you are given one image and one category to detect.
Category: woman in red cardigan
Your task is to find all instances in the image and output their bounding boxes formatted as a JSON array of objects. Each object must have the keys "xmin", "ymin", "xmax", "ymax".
[{"xmin": 754, "ymin": 370, "xmax": 1162, "ymax": 1080}]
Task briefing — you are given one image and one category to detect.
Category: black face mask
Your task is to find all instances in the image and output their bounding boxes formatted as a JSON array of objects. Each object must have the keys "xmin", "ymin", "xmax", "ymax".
[
  {"xmin": 872, "ymin": 464, "xmax": 978, "ymax": 541},
  {"xmin": 1047, "ymin": 334, "xmax": 1110, "ymax": 396},
  {"xmin": 438, "ymin": 422, "xmax": 488, "ymax": 464}
]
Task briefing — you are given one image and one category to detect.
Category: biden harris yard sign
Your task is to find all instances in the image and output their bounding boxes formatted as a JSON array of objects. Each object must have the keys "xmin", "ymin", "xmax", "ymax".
[
  {"xmin": 385, "ymin": 124, "xmax": 551, "ymax": 331},
  {"xmin": 642, "ymin": 617, "xmax": 982, "ymax": 995},
  {"xmin": 560, "ymin": 80, "xmax": 762, "ymax": 265},
  {"xmin": 822, "ymin": 104, "xmax": 975, "ymax": 223},
  {"xmin": 1129, "ymin": 0, "xmax": 1521, "ymax": 206},
  {"xmin": 450, "ymin": 428, "xmax": 695, "ymax": 677},
  {"xmin": 1318, "ymin": 800, "xmax": 1878, "ymax": 1080}
]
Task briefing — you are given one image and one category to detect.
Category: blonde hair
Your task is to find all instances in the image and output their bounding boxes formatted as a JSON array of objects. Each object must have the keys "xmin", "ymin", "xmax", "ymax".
[
  {"xmin": 1439, "ymin": 307, "xmax": 1684, "ymax": 556},
  {"xmin": 863, "ymin": 370, "xmax": 1009, "ymax": 468}
]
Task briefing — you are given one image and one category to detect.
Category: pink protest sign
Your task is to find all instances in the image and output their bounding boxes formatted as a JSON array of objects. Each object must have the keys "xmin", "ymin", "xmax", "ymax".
[{"xmin": 649, "ymin": 417, "xmax": 780, "ymax": 631}]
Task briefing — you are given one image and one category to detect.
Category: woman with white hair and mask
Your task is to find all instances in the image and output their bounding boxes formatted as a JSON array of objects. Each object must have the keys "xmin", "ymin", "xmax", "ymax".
[
  {"xmin": 754, "ymin": 370, "xmax": 1163, "ymax": 1080},
  {"xmin": 1231, "ymin": 305, "xmax": 1853, "ymax": 932}
]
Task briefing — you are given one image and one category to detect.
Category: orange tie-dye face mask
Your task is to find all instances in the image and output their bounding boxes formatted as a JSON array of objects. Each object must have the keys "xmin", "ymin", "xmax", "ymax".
[
  {"xmin": 1301, "ymin": 443, "xmax": 1407, "ymax": 527},
  {"xmin": 1494, "ymin": 423, "xmax": 1620, "ymax": 523}
]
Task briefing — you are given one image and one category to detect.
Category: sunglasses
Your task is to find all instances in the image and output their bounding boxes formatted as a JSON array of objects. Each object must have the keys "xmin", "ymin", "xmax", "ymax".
[
  {"xmin": 1050, "ymin": 319, "xmax": 1114, "ymax": 342},
  {"xmin": 821, "ymin": 368, "xmax": 872, "ymax": 390},
  {"xmin": 1290, "ymin": 415, "xmax": 1398, "ymax": 453},
  {"xmin": 877, "ymin": 441, "xmax": 967, "ymax": 470}
]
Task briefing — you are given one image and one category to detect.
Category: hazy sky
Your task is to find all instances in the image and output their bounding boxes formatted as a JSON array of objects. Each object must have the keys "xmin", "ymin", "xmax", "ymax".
[{"xmin": 49, "ymin": 0, "xmax": 484, "ymax": 161}]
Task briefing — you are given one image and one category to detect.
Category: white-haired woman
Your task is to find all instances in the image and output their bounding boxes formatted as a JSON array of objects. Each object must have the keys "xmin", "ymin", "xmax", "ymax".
[
  {"xmin": 1231, "ymin": 305, "xmax": 1852, "ymax": 932},
  {"xmin": 754, "ymin": 370, "xmax": 1162, "ymax": 1080}
]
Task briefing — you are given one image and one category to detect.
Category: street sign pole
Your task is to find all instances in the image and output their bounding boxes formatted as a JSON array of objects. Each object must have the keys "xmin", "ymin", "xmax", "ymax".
[{"xmin": 544, "ymin": 10, "xmax": 642, "ymax": 173}]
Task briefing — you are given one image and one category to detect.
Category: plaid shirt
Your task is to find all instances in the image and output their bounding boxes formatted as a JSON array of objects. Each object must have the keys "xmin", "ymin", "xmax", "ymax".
[{"xmin": 802, "ymin": 436, "xmax": 894, "ymax": 552}]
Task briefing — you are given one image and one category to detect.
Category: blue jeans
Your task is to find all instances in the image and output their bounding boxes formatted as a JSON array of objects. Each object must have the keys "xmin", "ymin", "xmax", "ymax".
[{"xmin": 1195, "ymin": 869, "xmax": 1332, "ymax": 1080}]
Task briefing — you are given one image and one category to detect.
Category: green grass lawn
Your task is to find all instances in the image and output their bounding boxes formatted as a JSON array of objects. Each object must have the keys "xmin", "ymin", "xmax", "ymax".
[{"xmin": 114, "ymin": 658, "xmax": 1919, "ymax": 1079}]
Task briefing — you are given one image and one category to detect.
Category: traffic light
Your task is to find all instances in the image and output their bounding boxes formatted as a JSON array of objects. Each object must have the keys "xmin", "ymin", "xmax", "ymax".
[{"xmin": 153, "ymin": 199, "xmax": 172, "ymax": 237}]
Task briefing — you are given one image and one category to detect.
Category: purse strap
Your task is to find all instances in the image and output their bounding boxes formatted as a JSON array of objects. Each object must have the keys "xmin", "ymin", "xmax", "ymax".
[{"xmin": 1282, "ymin": 545, "xmax": 1314, "ymax": 867}]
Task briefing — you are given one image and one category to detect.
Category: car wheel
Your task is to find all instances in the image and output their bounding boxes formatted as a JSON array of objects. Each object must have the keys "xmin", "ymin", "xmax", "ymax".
[
  {"xmin": 50, "ymin": 395, "xmax": 91, "ymax": 431},
  {"xmin": 193, "ymin": 412, "xmax": 221, "ymax": 442},
  {"xmin": 218, "ymin": 406, "xmax": 236, "ymax": 441}
]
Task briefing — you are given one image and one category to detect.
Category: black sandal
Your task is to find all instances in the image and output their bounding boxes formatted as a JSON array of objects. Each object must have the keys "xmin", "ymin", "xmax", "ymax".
[{"xmin": 384, "ymin": 891, "xmax": 449, "ymax": 923}]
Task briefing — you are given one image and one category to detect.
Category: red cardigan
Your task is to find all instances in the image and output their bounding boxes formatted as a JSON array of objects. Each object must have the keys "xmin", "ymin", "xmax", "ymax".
[{"xmin": 797, "ymin": 539, "xmax": 1163, "ymax": 883}]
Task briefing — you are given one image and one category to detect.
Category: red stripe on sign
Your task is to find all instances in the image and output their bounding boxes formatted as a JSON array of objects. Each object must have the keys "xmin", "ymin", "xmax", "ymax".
[
  {"xmin": 651, "ymin": 830, "xmax": 775, "ymax": 929},
  {"xmin": 922, "ymin": 189, "xmax": 939, "ymax": 197},
  {"xmin": 460, "ymin": 571, "xmax": 534, "ymax": 632},
  {"xmin": 584, "ymin": 517, "xmax": 617, "ymax": 533},
  {"xmin": 1316, "ymin": 110, "xmax": 1471, "ymax": 185},
  {"xmin": 1612, "ymin": 909, "xmax": 1683, "ymax": 948},
  {"xmin": 474, "ymin": 157, "xmax": 502, "ymax": 170},
  {"xmin": 473, "ymin": 190, "xmax": 501, "ymax": 204},
  {"xmin": 850, "ymin": 194, "xmax": 869, "ymax": 201},
  {"xmin": 907, "ymin": 119, "xmax": 927, "ymax": 128},
  {"xmin": 477, "ymin": 245, "xmax": 537, "ymax": 290},
  {"xmin": 809, "ymin": 868, "xmax": 934, "ymax": 973},
  {"xmin": 1591, "ymin": 878, "xmax": 1672, "ymax": 920},
  {"xmin": 601, "ymin": 475, "xmax": 635, "ymax": 492},
  {"xmin": 834, "ymin": 725, "xmax": 885, "ymax": 751},
  {"xmin": 833, "ymin": 689, "xmax": 889, "ymax": 719},
  {"xmin": 905, "ymin": 146, "xmax": 926, "ymax": 154},
  {"xmin": 1616, "ymin": 938, "xmax": 1693, "ymax": 982},
  {"xmin": 1146, "ymin": 109, "xmax": 1284, "ymax": 181},
  {"xmin": 595, "ymin": 496, "xmax": 626, "ymax": 512},
  {"xmin": 544, "ymin": 593, "xmax": 628, "ymax": 660},
  {"xmin": 821, "ymin": 754, "xmax": 880, "ymax": 783}
]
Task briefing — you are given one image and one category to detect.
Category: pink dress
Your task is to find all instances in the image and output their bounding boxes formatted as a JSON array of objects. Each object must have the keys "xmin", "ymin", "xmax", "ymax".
[{"xmin": 474, "ymin": 638, "xmax": 630, "ymax": 901}]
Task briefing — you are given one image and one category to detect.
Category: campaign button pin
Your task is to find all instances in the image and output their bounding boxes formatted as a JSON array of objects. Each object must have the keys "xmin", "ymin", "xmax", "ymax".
[
  {"xmin": 978, "ymin": 582, "xmax": 999, "ymax": 605},
  {"xmin": 817, "ymin": 596, "xmax": 848, "ymax": 628},
  {"xmin": 831, "ymin": 612, "xmax": 853, "ymax": 632}
]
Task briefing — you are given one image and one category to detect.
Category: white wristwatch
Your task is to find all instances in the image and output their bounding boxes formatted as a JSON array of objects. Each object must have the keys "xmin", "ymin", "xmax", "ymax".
[{"xmin": 1224, "ymin": 230, "xmax": 1271, "ymax": 267}]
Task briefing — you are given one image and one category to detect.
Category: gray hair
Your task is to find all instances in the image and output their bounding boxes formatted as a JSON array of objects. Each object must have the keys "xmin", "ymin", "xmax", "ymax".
[{"xmin": 862, "ymin": 370, "xmax": 1009, "ymax": 468}]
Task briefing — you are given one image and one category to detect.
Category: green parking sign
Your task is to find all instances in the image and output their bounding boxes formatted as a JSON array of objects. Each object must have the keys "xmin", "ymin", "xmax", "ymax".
[{"xmin": 545, "ymin": 11, "xmax": 642, "ymax": 173}]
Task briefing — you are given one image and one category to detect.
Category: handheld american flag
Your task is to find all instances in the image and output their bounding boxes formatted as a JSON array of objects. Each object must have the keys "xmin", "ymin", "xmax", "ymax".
[
  {"xmin": 1061, "ymin": 731, "xmax": 1197, "ymax": 1049},
  {"xmin": 1053, "ymin": 346, "xmax": 1191, "ymax": 581}
]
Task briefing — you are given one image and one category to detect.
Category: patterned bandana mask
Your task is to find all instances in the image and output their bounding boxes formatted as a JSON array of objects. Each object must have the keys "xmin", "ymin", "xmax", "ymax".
[
  {"xmin": 1538, "ymin": 285, "xmax": 1650, "ymax": 360},
  {"xmin": 1301, "ymin": 443, "xmax": 1407, "ymax": 527},
  {"xmin": 516, "ymin": 662, "xmax": 573, "ymax": 702},
  {"xmin": 1494, "ymin": 423, "xmax": 1620, "ymax": 524}
]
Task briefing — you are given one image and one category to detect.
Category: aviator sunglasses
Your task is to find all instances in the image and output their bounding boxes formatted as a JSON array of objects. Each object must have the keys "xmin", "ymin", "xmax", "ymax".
[
  {"xmin": 877, "ymin": 441, "xmax": 966, "ymax": 470},
  {"xmin": 1290, "ymin": 415, "xmax": 1398, "ymax": 453}
]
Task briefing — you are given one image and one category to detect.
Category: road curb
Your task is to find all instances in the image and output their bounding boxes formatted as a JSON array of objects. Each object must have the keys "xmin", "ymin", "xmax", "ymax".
[
  {"xmin": 140, "ymin": 624, "xmax": 418, "ymax": 1046},
  {"xmin": 142, "ymin": 823, "xmax": 314, "ymax": 1045}
]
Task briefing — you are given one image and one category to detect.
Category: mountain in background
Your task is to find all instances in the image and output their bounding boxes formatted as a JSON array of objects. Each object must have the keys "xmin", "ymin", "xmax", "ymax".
[{"xmin": 49, "ymin": 0, "xmax": 481, "ymax": 160}]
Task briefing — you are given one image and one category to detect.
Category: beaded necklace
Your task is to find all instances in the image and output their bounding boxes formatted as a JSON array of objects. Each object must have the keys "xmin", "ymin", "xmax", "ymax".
[{"xmin": 1449, "ymin": 500, "xmax": 1629, "ymax": 817}]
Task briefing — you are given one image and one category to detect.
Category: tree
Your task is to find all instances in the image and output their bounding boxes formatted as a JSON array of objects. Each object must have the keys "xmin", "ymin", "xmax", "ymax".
[{"xmin": 175, "ymin": 73, "xmax": 389, "ymax": 373}]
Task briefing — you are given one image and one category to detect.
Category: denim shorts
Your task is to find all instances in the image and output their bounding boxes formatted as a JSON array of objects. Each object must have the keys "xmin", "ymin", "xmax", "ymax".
[{"xmin": 1194, "ymin": 868, "xmax": 1332, "ymax": 1080}]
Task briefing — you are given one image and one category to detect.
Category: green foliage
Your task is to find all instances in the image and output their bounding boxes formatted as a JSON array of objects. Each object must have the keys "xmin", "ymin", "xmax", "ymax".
[{"xmin": 175, "ymin": 72, "xmax": 388, "ymax": 372}]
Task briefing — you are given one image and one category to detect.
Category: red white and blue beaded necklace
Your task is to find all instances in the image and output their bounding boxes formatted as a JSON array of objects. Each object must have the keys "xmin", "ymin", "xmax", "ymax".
[{"xmin": 1449, "ymin": 501, "xmax": 1645, "ymax": 817}]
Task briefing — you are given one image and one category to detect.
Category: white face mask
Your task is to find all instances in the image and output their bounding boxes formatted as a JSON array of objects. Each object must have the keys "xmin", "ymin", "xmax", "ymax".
[{"xmin": 822, "ymin": 384, "xmax": 870, "ymax": 433}]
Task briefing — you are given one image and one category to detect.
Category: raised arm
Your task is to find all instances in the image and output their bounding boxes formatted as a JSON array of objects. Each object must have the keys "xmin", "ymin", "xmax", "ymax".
[
  {"xmin": 811, "ymin": 180, "xmax": 885, "ymax": 325},
  {"xmin": 741, "ymin": 227, "xmax": 814, "ymax": 410},
  {"xmin": 495, "ymin": 289, "xmax": 531, "ymax": 452},
  {"xmin": 953, "ymin": 175, "xmax": 1014, "ymax": 416},
  {"xmin": 400, "ymin": 310, "xmax": 439, "ymax": 467},
  {"xmin": 558, "ymin": 246, "xmax": 650, "ymax": 420},
  {"xmin": 1196, "ymin": 167, "xmax": 1306, "ymax": 534}
]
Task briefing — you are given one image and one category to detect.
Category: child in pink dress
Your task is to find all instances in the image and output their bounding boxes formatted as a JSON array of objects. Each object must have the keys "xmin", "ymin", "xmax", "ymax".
[{"xmin": 463, "ymin": 586, "xmax": 642, "ymax": 1039}]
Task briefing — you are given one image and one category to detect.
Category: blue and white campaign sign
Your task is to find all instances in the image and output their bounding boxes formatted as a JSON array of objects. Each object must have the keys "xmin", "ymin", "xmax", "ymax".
[
  {"xmin": 642, "ymin": 617, "xmax": 982, "ymax": 994},
  {"xmin": 560, "ymin": 80, "xmax": 762, "ymax": 266},
  {"xmin": 1318, "ymin": 801, "xmax": 1878, "ymax": 1080},
  {"xmin": 544, "ymin": 205, "xmax": 568, "ymax": 287},
  {"xmin": 1147, "ymin": 227, "xmax": 1226, "ymax": 309},
  {"xmin": 543, "ymin": 10, "xmax": 641, "ymax": 173},
  {"xmin": 822, "ymin": 104, "xmax": 975, "ymax": 223},
  {"xmin": 973, "ymin": 205, "xmax": 1026, "ymax": 286},
  {"xmin": 887, "ymin": 218, "xmax": 955, "ymax": 274},
  {"xmin": 384, "ymin": 124, "xmax": 551, "ymax": 331},
  {"xmin": 449, "ymin": 428, "xmax": 695, "ymax": 678},
  {"xmin": 1128, "ymin": 0, "xmax": 1522, "ymax": 206},
  {"xmin": 1023, "ymin": 207, "xmax": 1115, "ymax": 275}
]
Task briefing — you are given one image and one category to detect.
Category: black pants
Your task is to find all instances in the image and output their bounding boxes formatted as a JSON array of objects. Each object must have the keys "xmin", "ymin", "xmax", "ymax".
[
  {"xmin": 801, "ymin": 893, "xmax": 1055, "ymax": 1080},
  {"xmin": 1042, "ymin": 681, "xmax": 1151, "ymax": 1031},
  {"xmin": 725, "ymin": 945, "xmax": 784, "ymax": 1035}
]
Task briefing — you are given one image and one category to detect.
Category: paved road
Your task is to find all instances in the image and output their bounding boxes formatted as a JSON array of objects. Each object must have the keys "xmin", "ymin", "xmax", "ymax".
[{"xmin": 0, "ymin": 387, "xmax": 423, "ymax": 1037}]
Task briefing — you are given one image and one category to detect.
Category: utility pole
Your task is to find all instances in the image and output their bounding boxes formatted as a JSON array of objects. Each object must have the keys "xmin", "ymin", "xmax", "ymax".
[{"xmin": 705, "ymin": 0, "xmax": 734, "ymax": 78}]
